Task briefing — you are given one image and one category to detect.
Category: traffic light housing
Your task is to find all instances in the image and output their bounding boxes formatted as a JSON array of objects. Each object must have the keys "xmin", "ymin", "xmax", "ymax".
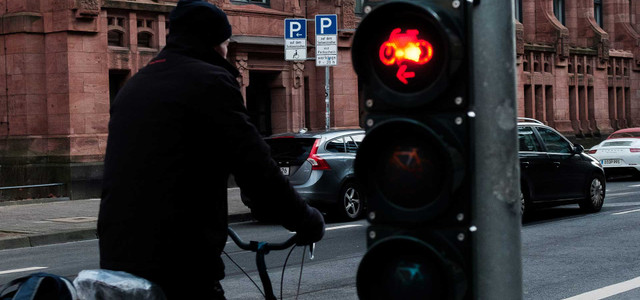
[{"xmin": 353, "ymin": 1, "xmax": 472, "ymax": 299}]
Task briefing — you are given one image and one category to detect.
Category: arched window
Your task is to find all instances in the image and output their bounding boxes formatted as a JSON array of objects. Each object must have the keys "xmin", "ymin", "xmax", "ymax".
[
  {"xmin": 553, "ymin": 0, "xmax": 565, "ymax": 25},
  {"xmin": 594, "ymin": 0, "xmax": 603, "ymax": 27},
  {"xmin": 514, "ymin": 0, "xmax": 523, "ymax": 22},
  {"xmin": 138, "ymin": 32, "xmax": 153, "ymax": 48},
  {"xmin": 108, "ymin": 30, "xmax": 124, "ymax": 47}
]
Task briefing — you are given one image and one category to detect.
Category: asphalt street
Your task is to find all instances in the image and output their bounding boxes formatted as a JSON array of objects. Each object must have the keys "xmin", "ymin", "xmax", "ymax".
[{"xmin": 0, "ymin": 180, "xmax": 639, "ymax": 299}]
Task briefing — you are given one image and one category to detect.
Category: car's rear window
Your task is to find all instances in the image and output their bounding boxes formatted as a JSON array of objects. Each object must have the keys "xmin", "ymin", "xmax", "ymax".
[
  {"xmin": 608, "ymin": 131, "xmax": 640, "ymax": 139},
  {"xmin": 265, "ymin": 138, "xmax": 316, "ymax": 164},
  {"xmin": 602, "ymin": 141, "xmax": 634, "ymax": 147}
]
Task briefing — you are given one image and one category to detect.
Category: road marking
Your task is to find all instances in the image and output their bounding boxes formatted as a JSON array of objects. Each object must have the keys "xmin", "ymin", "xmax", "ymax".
[
  {"xmin": 629, "ymin": 184, "xmax": 640, "ymax": 187},
  {"xmin": 326, "ymin": 224, "xmax": 363, "ymax": 231},
  {"xmin": 225, "ymin": 224, "xmax": 364, "ymax": 243},
  {"xmin": 606, "ymin": 192, "xmax": 639, "ymax": 198},
  {"xmin": 612, "ymin": 208, "xmax": 640, "ymax": 215},
  {"xmin": 563, "ymin": 276, "xmax": 640, "ymax": 300},
  {"xmin": 0, "ymin": 267, "xmax": 48, "ymax": 275}
]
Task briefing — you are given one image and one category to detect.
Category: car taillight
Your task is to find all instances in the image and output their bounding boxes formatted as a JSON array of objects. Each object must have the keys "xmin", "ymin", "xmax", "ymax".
[
  {"xmin": 587, "ymin": 149, "xmax": 597, "ymax": 154},
  {"xmin": 630, "ymin": 148, "xmax": 640, "ymax": 153},
  {"xmin": 307, "ymin": 139, "xmax": 331, "ymax": 170}
]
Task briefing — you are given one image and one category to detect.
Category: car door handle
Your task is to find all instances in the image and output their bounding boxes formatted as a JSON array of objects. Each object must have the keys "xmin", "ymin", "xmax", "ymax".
[
  {"xmin": 553, "ymin": 162, "xmax": 560, "ymax": 168},
  {"xmin": 521, "ymin": 162, "xmax": 530, "ymax": 168}
]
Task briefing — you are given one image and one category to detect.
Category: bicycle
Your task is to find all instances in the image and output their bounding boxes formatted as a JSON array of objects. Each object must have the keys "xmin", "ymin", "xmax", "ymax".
[{"xmin": 225, "ymin": 227, "xmax": 315, "ymax": 300}]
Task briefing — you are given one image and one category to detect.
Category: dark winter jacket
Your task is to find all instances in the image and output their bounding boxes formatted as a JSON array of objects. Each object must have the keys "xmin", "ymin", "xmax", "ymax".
[{"xmin": 98, "ymin": 33, "xmax": 314, "ymax": 283}]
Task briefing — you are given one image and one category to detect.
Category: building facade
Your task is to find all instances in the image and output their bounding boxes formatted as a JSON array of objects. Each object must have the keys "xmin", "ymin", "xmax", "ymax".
[
  {"xmin": 0, "ymin": 0, "xmax": 360, "ymax": 200},
  {"xmin": 515, "ymin": 0, "xmax": 640, "ymax": 141},
  {"xmin": 2, "ymin": 0, "xmax": 639, "ymax": 200}
]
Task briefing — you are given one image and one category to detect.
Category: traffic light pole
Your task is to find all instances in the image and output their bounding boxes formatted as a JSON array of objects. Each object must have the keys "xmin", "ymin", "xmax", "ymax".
[{"xmin": 470, "ymin": 1, "xmax": 522, "ymax": 299}]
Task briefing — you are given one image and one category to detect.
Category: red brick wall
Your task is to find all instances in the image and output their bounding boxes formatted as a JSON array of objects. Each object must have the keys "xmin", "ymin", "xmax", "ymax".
[{"xmin": 517, "ymin": 0, "xmax": 640, "ymax": 141}]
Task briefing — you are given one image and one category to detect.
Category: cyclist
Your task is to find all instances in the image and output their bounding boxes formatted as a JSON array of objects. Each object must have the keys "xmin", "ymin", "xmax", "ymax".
[{"xmin": 97, "ymin": 1, "xmax": 325, "ymax": 299}]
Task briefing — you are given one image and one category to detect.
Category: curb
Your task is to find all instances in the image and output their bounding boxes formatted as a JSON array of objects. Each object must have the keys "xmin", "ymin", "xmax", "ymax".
[
  {"xmin": 0, "ymin": 229, "xmax": 97, "ymax": 251},
  {"xmin": 0, "ymin": 213, "xmax": 255, "ymax": 251}
]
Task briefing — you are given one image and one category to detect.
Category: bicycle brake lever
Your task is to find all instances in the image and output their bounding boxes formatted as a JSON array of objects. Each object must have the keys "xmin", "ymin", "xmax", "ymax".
[{"xmin": 309, "ymin": 243, "xmax": 315, "ymax": 260}]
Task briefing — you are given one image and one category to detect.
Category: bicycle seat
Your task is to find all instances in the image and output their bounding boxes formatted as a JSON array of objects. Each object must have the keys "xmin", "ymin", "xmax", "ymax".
[{"xmin": 73, "ymin": 269, "xmax": 166, "ymax": 300}]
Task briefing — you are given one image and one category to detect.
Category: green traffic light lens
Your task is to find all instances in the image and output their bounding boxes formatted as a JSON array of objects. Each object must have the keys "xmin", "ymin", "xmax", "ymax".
[{"xmin": 357, "ymin": 237, "xmax": 457, "ymax": 300}]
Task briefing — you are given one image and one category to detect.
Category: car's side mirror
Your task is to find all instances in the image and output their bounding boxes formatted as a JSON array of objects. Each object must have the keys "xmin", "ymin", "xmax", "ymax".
[{"xmin": 573, "ymin": 144, "xmax": 585, "ymax": 154}]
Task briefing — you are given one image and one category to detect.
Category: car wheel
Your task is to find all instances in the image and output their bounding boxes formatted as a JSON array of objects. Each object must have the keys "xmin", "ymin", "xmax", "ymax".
[
  {"xmin": 336, "ymin": 182, "xmax": 364, "ymax": 221},
  {"xmin": 579, "ymin": 175, "xmax": 605, "ymax": 213}
]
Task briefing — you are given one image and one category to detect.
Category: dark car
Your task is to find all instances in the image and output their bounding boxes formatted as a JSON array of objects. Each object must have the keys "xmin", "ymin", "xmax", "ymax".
[
  {"xmin": 518, "ymin": 118, "xmax": 606, "ymax": 215},
  {"xmin": 242, "ymin": 129, "xmax": 366, "ymax": 221}
]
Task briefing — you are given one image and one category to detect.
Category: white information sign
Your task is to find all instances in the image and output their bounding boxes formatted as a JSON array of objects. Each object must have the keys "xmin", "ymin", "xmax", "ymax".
[
  {"xmin": 284, "ymin": 19, "xmax": 307, "ymax": 61},
  {"xmin": 315, "ymin": 15, "xmax": 338, "ymax": 66}
]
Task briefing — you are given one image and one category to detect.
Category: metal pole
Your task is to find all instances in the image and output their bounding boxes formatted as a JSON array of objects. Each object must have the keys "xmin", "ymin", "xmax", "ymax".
[
  {"xmin": 471, "ymin": 0, "xmax": 522, "ymax": 299},
  {"xmin": 325, "ymin": 67, "xmax": 330, "ymax": 130}
]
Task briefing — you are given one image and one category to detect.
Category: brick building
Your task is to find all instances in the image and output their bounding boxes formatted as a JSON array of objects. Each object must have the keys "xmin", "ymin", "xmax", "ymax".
[
  {"xmin": 515, "ymin": 0, "xmax": 640, "ymax": 140},
  {"xmin": 0, "ymin": 0, "xmax": 360, "ymax": 199},
  {"xmin": 2, "ymin": 0, "xmax": 640, "ymax": 200}
]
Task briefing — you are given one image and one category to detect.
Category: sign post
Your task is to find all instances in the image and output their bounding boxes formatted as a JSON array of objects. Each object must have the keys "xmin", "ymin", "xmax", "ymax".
[
  {"xmin": 315, "ymin": 15, "xmax": 338, "ymax": 130},
  {"xmin": 284, "ymin": 19, "xmax": 307, "ymax": 61}
]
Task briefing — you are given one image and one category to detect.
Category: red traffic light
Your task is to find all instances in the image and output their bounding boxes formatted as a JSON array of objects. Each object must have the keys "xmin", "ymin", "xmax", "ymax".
[{"xmin": 379, "ymin": 28, "xmax": 434, "ymax": 84}]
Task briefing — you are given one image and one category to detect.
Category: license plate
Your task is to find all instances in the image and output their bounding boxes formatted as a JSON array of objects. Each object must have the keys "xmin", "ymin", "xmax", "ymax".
[
  {"xmin": 280, "ymin": 167, "xmax": 290, "ymax": 176},
  {"xmin": 601, "ymin": 159, "xmax": 621, "ymax": 165}
]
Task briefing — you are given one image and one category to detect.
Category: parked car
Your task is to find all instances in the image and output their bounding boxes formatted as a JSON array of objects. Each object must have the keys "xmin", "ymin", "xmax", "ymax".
[
  {"xmin": 604, "ymin": 127, "xmax": 640, "ymax": 140},
  {"xmin": 588, "ymin": 128, "xmax": 640, "ymax": 179},
  {"xmin": 242, "ymin": 129, "xmax": 366, "ymax": 221},
  {"xmin": 518, "ymin": 118, "xmax": 606, "ymax": 215}
]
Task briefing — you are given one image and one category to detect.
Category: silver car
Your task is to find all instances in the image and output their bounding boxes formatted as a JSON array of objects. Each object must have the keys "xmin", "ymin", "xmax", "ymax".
[{"xmin": 242, "ymin": 129, "xmax": 366, "ymax": 221}]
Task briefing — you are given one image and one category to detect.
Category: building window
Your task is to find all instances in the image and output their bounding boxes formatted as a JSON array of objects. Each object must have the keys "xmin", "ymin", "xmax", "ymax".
[
  {"xmin": 594, "ymin": 0, "xmax": 603, "ymax": 27},
  {"xmin": 515, "ymin": 0, "xmax": 523, "ymax": 22},
  {"xmin": 108, "ymin": 30, "xmax": 124, "ymax": 47},
  {"xmin": 107, "ymin": 15, "xmax": 127, "ymax": 47},
  {"xmin": 231, "ymin": 0, "xmax": 269, "ymax": 7},
  {"xmin": 138, "ymin": 32, "xmax": 153, "ymax": 48},
  {"xmin": 355, "ymin": 0, "xmax": 365, "ymax": 15},
  {"xmin": 553, "ymin": 0, "xmax": 565, "ymax": 25}
]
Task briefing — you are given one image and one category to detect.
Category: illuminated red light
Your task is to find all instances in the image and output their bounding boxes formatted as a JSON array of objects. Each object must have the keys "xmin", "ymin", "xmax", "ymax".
[
  {"xmin": 379, "ymin": 29, "xmax": 433, "ymax": 66},
  {"xmin": 379, "ymin": 28, "xmax": 433, "ymax": 84}
]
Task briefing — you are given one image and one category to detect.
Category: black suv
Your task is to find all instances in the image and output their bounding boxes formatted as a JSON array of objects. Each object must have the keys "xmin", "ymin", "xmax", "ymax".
[{"xmin": 518, "ymin": 118, "xmax": 606, "ymax": 215}]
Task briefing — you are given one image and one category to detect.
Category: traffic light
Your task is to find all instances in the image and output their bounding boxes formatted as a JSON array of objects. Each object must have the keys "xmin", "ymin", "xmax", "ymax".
[{"xmin": 352, "ymin": 0, "xmax": 472, "ymax": 299}]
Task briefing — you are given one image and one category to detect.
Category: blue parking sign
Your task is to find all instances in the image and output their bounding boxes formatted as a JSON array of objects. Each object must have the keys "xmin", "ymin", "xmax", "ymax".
[
  {"xmin": 315, "ymin": 15, "xmax": 337, "ymax": 35},
  {"xmin": 285, "ymin": 19, "xmax": 306, "ymax": 39}
]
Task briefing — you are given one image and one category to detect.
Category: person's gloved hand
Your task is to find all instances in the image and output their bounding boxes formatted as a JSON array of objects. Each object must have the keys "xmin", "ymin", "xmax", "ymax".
[{"xmin": 295, "ymin": 206, "xmax": 325, "ymax": 246}]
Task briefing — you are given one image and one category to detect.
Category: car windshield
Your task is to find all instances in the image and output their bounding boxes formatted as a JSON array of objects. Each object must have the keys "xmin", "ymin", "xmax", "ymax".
[
  {"xmin": 608, "ymin": 131, "xmax": 640, "ymax": 139},
  {"xmin": 265, "ymin": 138, "xmax": 316, "ymax": 164}
]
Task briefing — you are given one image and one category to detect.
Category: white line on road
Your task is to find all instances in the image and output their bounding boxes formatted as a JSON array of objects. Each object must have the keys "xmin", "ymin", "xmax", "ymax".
[
  {"xmin": 612, "ymin": 208, "xmax": 640, "ymax": 215},
  {"xmin": 606, "ymin": 192, "xmax": 639, "ymax": 198},
  {"xmin": 225, "ymin": 224, "xmax": 363, "ymax": 244},
  {"xmin": 326, "ymin": 224, "xmax": 363, "ymax": 231},
  {"xmin": 629, "ymin": 184, "xmax": 640, "ymax": 188},
  {"xmin": 0, "ymin": 267, "xmax": 48, "ymax": 275},
  {"xmin": 563, "ymin": 276, "xmax": 640, "ymax": 300}
]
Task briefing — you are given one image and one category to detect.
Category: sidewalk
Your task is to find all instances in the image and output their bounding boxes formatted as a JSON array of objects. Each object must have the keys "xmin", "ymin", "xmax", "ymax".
[{"xmin": 0, "ymin": 188, "xmax": 252, "ymax": 250}]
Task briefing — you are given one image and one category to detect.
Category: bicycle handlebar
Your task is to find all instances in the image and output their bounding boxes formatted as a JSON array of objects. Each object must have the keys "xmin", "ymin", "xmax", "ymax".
[
  {"xmin": 227, "ymin": 227, "xmax": 298, "ymax": 252},
  {"xmin": 226, "ymin": 227, "xmax": 314, "ymax": 300}
]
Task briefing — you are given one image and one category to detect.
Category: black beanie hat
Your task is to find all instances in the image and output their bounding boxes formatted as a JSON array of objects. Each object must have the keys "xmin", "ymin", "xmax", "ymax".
[{"xmin": 169, "ymin": 0, "xmax": 232, "ymax": 46}]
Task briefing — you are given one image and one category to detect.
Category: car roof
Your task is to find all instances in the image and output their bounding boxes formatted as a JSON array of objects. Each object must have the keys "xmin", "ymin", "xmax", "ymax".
[
  {"xmin": 517, "ymin": 118, "xmax": 545, "ymax": 127},
  {"xmin": 267, "ymin": 128, "xmax": 364, "ymax": 139},
  {"xmin": 611, "ymin": 127, "xmax": 640, "ymax": 133}
]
